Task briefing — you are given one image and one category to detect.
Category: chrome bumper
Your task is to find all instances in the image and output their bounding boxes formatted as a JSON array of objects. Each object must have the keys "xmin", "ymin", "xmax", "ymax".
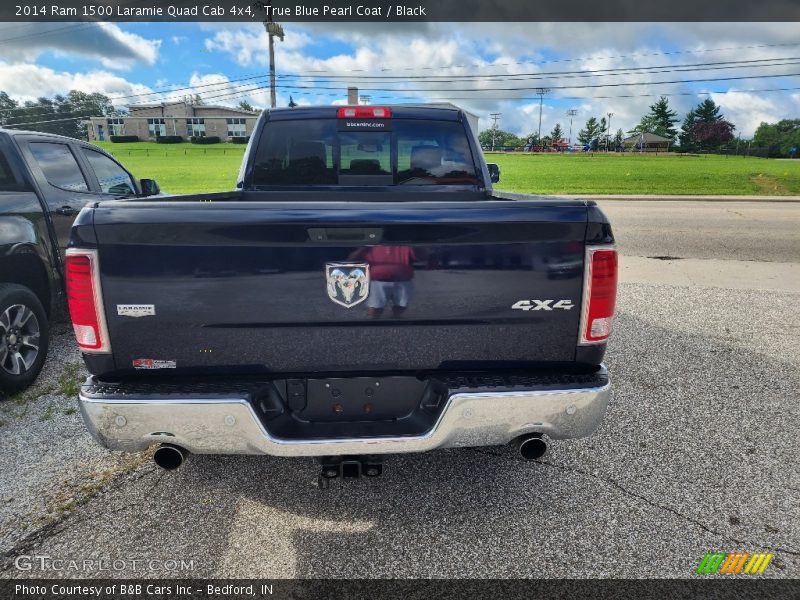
[{"xmin": 78, "ymin": 369, "xmax": 611, "ymax": 457}]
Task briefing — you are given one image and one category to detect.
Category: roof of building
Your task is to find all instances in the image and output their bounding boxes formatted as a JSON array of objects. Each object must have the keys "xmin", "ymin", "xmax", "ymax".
[
  {"xmin": 623, "ymin": 132, "xmax": 672, "ymax": 144},
  {"xmin": 127, "ymin": 102, "xmax": 259, "ymax": 115}
]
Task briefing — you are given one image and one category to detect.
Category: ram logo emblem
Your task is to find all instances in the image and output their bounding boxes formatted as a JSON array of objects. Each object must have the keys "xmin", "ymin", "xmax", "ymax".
[{"xmin": 325, "ymin": 263, "xmax": 370, "ymax": 308}]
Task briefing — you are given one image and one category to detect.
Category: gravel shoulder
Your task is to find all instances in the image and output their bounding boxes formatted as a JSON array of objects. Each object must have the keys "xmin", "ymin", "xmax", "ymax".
[{"xmin": 0, "ymin": 324, "xmax": 153, "ymax": 556}]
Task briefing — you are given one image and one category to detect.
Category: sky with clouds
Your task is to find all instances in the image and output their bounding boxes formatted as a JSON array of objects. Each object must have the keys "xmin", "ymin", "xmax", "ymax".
[{"xmin": 1, "ymin": 21, "xmax": 799, "ymax": 138}]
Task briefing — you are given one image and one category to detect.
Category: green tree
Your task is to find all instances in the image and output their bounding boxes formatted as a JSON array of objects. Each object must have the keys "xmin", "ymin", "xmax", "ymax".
[
  {"xmin": 695, "ymin": 98, "xmax": 723, "ymax": 123},
  {"xmin": 237, "ymin": 100, "xmax": 256, "ymax": 112},
  {"xmin": 478, "ymin": 128, "xmax": 524, "ymax": 149},
  {"xmin": 0, "ymin": 91, "xmax": 19, "ymax": 127},
  {"xmin": 628, "ymin": 114, "xmax": 659, "ymax": 135},
  {"xmin": 0, "ymin": 89, "xmax": 119, "ymax": 139},
  {"xmin": 753, "ymin": 119, "xmax": 800, "ymax": 157},
  {"xmin": 680, "ymin": 98, "xmax": 734, "ymax": 151},
  {"xmin": 678, "ymin": 109, "xmax": 697, "ymax": 149},
  {"xmin": 550, "ymin": 123, "xmax": 564, "ymax": 142},
  {"xmin": 577, "ymin": 117, "xmax": 602, "ymax": 144},
  {"xmin": 614, "ymin": 128, "xmax": 624, "ymax": 150},
  {"xmin": 647, "ymin": 96, "xmax": 679, "ymax": 142},
  {"xmin": 193, "ymin": 93, "xmax": 204, "ymax": 105}
]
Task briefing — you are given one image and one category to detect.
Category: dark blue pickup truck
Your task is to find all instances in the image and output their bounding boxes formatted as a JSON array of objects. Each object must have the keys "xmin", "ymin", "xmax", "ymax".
[{"xmin": 67, "ymin": 105, "xmax": 617, "ymax": 477}]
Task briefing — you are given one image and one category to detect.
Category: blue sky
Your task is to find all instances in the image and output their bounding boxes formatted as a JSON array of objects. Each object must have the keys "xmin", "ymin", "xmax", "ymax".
[{"xmin": 1, "ymin": 21, "xmax": 799, "ymax": 137}]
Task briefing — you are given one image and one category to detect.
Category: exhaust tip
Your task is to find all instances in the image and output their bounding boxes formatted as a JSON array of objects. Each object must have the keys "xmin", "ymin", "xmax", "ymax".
[
  {"xmin": 153, "ymin": 444, "xmax": 186, "ymax": 470},
  {"xmin": 516, "ymin": 434, "xmax": 547, "ymax": 460}
]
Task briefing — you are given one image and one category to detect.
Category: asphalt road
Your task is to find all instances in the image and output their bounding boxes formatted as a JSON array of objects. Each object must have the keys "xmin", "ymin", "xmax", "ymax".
[
  {"xmin": 598, "ymin": 200, "xmax": 800, "ymax": 263},
  {"xmin": 0, "ymin": 200, "xmax": 798, "ymax": 579}
]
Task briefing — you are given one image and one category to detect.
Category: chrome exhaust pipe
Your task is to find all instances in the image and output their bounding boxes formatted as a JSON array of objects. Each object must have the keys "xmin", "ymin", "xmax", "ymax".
[
  {"xmin": 153, "ymin": 444, "xmax": 187, "ymax": 470},
  {"xmin": 516, "ymin": 433, "xmax": 547, "ymax": 460}
]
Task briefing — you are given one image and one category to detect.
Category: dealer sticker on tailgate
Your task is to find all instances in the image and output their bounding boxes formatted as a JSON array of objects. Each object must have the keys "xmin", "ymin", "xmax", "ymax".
[
  {"xmin": 117, "ymin": 304, "xmax": 155, "ymax": 317},
  {"xmin": 133, "ymin": 359, "xmax": 176, "ymax": 369}
]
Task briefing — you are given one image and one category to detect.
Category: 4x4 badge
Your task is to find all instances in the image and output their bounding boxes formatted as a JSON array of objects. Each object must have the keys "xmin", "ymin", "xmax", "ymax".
[{"xmin": 325, "ymin": 263, "xmax": 370, "ymax": 308}]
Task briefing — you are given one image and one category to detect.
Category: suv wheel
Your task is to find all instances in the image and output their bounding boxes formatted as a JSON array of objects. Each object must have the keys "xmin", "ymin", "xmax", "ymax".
[{"xmin": 0, "ymin": 284, "xmax": 49, "ymax": 396}]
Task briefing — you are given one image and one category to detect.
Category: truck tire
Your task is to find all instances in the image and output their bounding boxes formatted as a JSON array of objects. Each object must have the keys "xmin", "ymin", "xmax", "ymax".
[{"xmin": 0, "ymin": 284, "xmax": 49, "ymax": 396}]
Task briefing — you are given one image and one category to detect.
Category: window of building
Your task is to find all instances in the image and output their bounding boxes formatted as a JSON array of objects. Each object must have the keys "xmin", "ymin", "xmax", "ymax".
[
  {"xmin": 29, "ymin": 142, "xmax": 89, "ymax": 192},
  {"xmin": 81, "ymin": 148, "xmax": 135, "ymax": 195},
  {"xmin": 107, "ymin": 118, "xmax": 125, "ymax": 136},
  {"xmin": 226, "ymin": 118, "xmax": 247, "ymax": 138},
  {"xmin": 147, "ymin": 118, "xmax": 166, "ymax": 137},
  {"xmin": 187, "ymin": 118, "xmax": 205, "ymax": 137}
]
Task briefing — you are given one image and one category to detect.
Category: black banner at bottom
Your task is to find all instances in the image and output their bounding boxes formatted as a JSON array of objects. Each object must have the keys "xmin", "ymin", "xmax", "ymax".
[{"xmin": 2, "ymin": 579, "xmax": 799, "ymax": 600}]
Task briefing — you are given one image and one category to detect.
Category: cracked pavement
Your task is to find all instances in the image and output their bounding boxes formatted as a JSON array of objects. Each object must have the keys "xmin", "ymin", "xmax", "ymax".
[{"xmin": 0, "ymin": 200, "xmax": 798, "ymax": 578}]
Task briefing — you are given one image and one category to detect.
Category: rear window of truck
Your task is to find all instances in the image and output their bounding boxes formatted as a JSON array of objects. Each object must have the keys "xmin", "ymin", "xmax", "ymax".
[{"xmin": 251, "ymin": 119, "xmax": 479, "ymax": 187}]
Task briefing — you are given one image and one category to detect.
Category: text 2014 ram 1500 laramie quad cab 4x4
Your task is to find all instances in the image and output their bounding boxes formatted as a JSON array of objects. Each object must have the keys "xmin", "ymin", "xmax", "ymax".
[{"xmin": 67, "ymin": 105, "xmax": 617, "ymax": 477}]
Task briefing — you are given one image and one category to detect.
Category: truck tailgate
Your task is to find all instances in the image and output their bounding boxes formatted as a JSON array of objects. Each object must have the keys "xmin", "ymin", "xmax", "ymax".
[{"xmin": 90, "ymin": 200, "xmax": 588, "ymax": 374}]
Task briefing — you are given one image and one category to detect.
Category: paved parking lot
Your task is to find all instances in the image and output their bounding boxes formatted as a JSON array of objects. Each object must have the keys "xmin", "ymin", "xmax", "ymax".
[{"xmin": 0, "ymin": 200, "xmax": 798, "ymax": 578}]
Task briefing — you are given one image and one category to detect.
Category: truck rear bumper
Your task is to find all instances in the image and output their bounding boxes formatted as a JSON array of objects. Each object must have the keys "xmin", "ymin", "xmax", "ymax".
[{"xmin": 78, "ymin": 367, "xmax": 611, "ymax": 457}]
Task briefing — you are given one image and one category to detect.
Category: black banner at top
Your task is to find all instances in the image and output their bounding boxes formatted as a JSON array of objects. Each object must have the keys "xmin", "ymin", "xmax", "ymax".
[{"xmin": 3, "ymin": 0, "xmax": 800, "ymax": 22}]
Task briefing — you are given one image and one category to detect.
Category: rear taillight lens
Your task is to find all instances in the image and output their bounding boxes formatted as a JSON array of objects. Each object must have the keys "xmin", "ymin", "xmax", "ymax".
[
  {"xmin": 65, "ymin": 249, "xmax": 110, "ymax": 353},
  {"xmin": 579, "ymin": 247, "xmax": 618, "ymax": 344},
  {"xmin": 337, "ymin": 106, "xmax": 392, "ymax": 118}
]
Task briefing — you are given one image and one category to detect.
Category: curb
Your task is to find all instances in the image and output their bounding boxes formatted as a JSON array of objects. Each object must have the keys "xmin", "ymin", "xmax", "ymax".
[{"xmin": 552, "ymin": 195, "xmax": 800, "ymax": 203}]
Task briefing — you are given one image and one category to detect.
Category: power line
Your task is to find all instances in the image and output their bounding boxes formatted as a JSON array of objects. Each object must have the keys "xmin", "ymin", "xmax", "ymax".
[
  {"xmin": 204, "ymin": 82, "xmax": 800, "ymax": 106},
  {"xmin": 222, "ymin": 70, "xmax": 800, "ymax": 93},
  {"xmin": 299, "ymin": 41, "xmax": 800, "ymax": 74},
  {"xmin": 3, "ymin": 114, "xmax": 96, "ymax": 128},
  {"xmin": 0, "ymin": 74, "xmax": 273, "ymax": 115},
  {"xmin": 4, "ymin": 46, "xmax": 798, "ymax": 120},
  {"xmin": 275, "ymin": 56, "xmax": 800, "ymax": 81},
  {"xmin": 0, "ymin": 23, "xmax": 97, "ymax": 45},
  {"xmin": 9, "ymin": 84, "xmax": 800, "ymax": 128},
  {"xmin": 5, "ymin": 55, "xmax": 790, "ymax": 117}
]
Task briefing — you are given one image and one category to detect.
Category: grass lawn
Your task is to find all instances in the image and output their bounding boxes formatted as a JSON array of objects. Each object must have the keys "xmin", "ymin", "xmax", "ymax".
[
  {"xmin": 97, "ymin": 141, "xmax": 245, "ymax": 194},
  {"xmin": 97, "ymin": 141, "xmax": 800, "ymax": 196},
  {"xmin": 488, "ymin": 152, "xmax": 800, "ymax": 195}
]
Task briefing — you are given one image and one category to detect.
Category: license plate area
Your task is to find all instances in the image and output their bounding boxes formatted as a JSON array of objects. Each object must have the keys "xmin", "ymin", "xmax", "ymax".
[{"xmin": 294, "ymin": 376, "xmax": 430, "ymax": 422}]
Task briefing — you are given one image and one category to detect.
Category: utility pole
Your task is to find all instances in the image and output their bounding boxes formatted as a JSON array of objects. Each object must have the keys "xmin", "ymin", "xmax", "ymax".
[
  {"xmin": 490, "ymin": 113, "xmax": 501, "ymax": 151},
  {"xmin": 255, "ymin": 1, "xmax": 284, "ymax": 108},
  {"xmin": 606, "ymin": 112, "xmax": 614, "ymax": 151},
  {"xmin": 535, "ymin": 88, "xmax": 550, "ymax": 146},
  {"xmin": 359, "ymin": 95, "xmax": 371, "ymax": 105},
  {"xmin": 566, "ymin": 109, "xmax": 578, "ymax": 146}
]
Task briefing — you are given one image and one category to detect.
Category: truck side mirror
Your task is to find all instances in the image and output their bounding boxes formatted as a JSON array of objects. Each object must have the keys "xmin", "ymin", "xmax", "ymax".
[
  {"xmin": 487, "ymin": 163, "xmax": 501, "ymax": 183},
  {"xmin": 140, "ymin": 178, "xmax": 161, "ymax": 197}
]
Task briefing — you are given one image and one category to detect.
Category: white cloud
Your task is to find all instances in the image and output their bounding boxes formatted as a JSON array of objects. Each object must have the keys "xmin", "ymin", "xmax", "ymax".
[
  {"xmin": 0, "ymin": 22, "xmax": 160, "ymax": 70},
  {"xmin": 205, "ymin": 26, "xmax": 313, "ymax": 66},
  {"xmin": 198, "ymin": 21, "xmax": 800, "ymax": 137},
  {"xmin": 709, "ymin": 91, "xmax": 800, "ymax": 136},
  {"xmin": 0, "ymin": 63, "xmax": 153, "ymax": 106}
]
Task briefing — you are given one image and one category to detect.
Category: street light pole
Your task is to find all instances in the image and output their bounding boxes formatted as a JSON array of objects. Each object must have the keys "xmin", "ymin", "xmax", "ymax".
[
  {"xmin": 490, "ymin": 112, "xmax": 501, "ymax": 151},
  {"xmin": 256, "ymin": 0, "xmax": 284, "ymax": 108},
  {"xmin": 566, "ymin": 109, "xmax": 578, "ymax": 146},
  {"xmin": 535, "ymin": 88, "xmax": 550, "ymax": 145}
]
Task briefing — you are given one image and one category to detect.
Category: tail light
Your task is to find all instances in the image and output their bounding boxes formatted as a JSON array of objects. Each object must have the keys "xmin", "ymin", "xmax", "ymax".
[
  {"xmin": 65, "ymin": 249, "xmax": 110, "ymax": 353},
  {"xmin": 337, "ymin": 106, "xmax": 392, "ymax": 118},
  {"xmin": 579, "ymin": 247, "xmax": 618, "ymax": 345}
]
